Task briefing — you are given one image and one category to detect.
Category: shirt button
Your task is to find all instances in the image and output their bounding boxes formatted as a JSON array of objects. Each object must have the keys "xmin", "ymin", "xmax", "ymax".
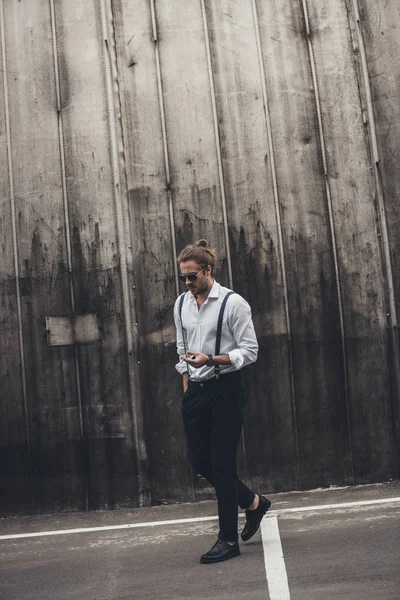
[{"xmin": 200, "ymin": 383, "xmax": 204, "ymax": 388}]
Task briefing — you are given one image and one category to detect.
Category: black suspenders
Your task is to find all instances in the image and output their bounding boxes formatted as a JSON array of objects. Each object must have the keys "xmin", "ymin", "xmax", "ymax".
[
  {"xmin": 178, "ymin": 290, "xmax": 235, "ymax": 379},
  {"xmin": 178, "ymin": 292, "xmax": 186, "ymax": 329},
  {"xmin": 178, "ymin": 292, "xmax": 189, "ymax": 374}
]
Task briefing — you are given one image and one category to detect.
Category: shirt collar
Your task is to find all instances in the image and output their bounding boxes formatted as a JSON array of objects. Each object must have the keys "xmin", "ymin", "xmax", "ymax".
[{"xmin": 208, "ymin": 280, "xmax": 220, "ymax": 299}]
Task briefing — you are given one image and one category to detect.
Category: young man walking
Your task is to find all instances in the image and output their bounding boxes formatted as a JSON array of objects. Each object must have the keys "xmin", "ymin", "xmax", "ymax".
[{"xmin": 174, "ymin": 239, "xmax": 271, "ymax": 564}]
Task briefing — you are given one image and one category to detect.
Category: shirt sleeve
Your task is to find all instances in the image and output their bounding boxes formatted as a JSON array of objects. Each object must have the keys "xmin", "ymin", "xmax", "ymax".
[
  {"xmin": 227, "ymin": 295, "xmax": 259, "ymax": 369},
  {"xmin": 174, "ymin": 296, "xmax": 188, "ymax": 375}
]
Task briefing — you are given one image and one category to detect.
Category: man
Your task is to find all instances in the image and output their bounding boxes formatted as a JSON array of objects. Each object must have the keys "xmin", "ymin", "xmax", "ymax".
[{"xmin": 174, "ymin": 239, "xmax": 271, "ymax": 564}]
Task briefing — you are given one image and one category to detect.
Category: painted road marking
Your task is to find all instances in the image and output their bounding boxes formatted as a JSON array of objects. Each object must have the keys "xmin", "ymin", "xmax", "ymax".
[
  {"xmin": 272, "ymin": 496, "xmax": 400, "ymax": 514},
  {"xmin": 261, "ymin": 515, "xmax": 290, "ymax": 600},
  {"xmin": 1, "ymin": 496, "xmax": 399, "ymax": 541}
]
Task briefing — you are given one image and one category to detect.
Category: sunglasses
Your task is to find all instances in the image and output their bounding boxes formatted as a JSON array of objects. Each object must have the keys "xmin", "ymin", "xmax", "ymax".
[{"xmin": 179, "ymin": 266, "xmax": 207, "ymax": 283}]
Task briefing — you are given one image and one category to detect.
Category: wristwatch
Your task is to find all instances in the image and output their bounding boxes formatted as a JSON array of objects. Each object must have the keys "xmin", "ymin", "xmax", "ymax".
[{"xmin": 206, "ymin": 354, "xmax": 214, "ymax": 366}]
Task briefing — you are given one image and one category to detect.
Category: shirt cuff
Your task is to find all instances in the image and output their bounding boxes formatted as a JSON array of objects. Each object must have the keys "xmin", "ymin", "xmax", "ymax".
[
  {"xmin": 175, "ymin": 360, "xmax": 188, "ymax": 375},
  {"xmin": 228, "ymin": 349, "xmax": 244, "ymax": 370}
]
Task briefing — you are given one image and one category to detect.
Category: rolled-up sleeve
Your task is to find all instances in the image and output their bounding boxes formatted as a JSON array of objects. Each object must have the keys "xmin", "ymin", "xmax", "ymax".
[
  {"xmin": 174, "ymin": 298, "xmax": 188, "ymax": 375},
  {"xmin": 227, "ymin": 296, "xmax": 258, "ymax": 369}
]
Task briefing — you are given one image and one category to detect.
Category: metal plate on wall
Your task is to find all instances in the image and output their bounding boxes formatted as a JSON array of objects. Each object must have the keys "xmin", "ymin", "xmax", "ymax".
[{"xmin": 46, "ymin": 314, "xmax": 102, "ymax": 346}]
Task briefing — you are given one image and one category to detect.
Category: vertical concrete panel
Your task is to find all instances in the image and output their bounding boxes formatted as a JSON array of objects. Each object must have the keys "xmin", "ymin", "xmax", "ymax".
[
  {"xmin": 357, "ymin": 0, "xmax": 400, "ymax": 476},
  {"xmin": 113, "ymin": 0, "xmax": 193, "ymax": 503},
  {"xmin": 154, "ymin": 0, "xmax": 228, "ymax": 276},
  {"xmin": 204, "ymin": 0, "xmax": 298, "ymax": 491},
  {"xmin": 308, "ymin": 0, "xmax": 396, "ymax": 482},
  {"xmin": 54, "ymin": 0, "xmax": 138, "ymax": 508},
  {"xmin": 2, "ymin": 0, "xmax": 83, "ymax": 512},
  {"xmin": 256, "ymin": 0, "xmax": 350, "ymax": 488},
  {"xmin": 0, "ymin": 2, "xmax": 32, "ymax": 514}
]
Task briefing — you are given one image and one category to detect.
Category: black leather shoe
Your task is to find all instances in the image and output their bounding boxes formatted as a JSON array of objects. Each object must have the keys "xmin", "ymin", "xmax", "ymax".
[
  {"xmin": 241, "ymin": 495, "xmax": 271, "ymax": 541},
  {"xmin": 200, "ymin": 539, "xmax": 240, "ymax": 564}
]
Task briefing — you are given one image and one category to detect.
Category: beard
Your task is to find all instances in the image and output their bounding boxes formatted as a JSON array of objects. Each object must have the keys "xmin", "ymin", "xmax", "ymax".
[{"xmin": 189, "ymin": 279, "xmax": 209, "ymax": 296}]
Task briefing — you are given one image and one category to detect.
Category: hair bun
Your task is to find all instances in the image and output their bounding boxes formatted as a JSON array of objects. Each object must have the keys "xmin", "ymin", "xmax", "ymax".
[{"xmin": 177, "ymin": 239, "xmax": 217, "ymax": 267}]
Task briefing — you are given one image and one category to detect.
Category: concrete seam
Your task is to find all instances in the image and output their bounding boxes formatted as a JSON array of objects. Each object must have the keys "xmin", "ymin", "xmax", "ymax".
[
  {"xmin": 200, "ymin": 0, "xmax": 233, "ymax": 289},
  {"xmin": 149, "ymin": 0, "xmax": 179, "ymax": 297}
]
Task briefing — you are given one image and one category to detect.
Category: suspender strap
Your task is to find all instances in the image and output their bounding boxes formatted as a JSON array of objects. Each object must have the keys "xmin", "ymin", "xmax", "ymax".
[
  {"xmin": 214, "ymin": 291, "xmax": 235, "ymax": 378},
  {"xmin": 178, "ymin": 292, "xmax": 189, "ymax": 373},
  {"xmin": 178, "ymin": 292, "xmax": 186, "ymax": 326}
]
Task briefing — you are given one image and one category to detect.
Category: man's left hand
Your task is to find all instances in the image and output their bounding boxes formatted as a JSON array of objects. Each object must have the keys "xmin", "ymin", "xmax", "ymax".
[{"xmin": 182, "ymin": 351, "xmax": 209, "ymax": 369}]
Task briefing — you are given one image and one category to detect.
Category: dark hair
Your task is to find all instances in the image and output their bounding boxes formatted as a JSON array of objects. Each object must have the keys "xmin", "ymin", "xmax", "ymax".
[{"xmin": 177, "ymin": 239, "xmax": 217, "ymax": 272}]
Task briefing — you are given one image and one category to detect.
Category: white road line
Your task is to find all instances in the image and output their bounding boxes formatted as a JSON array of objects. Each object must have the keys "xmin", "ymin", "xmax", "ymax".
[
  {"xmin": 261, "ymin": 515, "xmax": 290, "ymax": 600},
  {"xmin": 1, "ymin": 496, "xmax": 399, "ymax": 541},
  {"xmin": 0, "ymin": 516, "xmax": 219, "ymax": 540},
  {"xmin": 272, "ymin": 496, "xmax": 400, "ymax": 514}
]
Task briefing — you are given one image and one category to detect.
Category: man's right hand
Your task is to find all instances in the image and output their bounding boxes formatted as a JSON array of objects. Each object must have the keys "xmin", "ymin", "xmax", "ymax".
[{"xmin": 182, "ymin": 373, "xmax": 189, "ymax": 394}]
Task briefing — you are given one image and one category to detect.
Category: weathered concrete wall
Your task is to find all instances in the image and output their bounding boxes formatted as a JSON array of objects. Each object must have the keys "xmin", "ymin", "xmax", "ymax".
[{"xmin": 0, "ymin": 0, "xmax": 399, "ymax": 514}]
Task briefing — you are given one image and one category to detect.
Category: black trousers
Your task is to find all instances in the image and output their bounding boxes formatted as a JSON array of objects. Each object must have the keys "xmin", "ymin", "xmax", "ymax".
[{"xmin": 182, "ymin": 371, "xmax": 255, "ymax": 542}]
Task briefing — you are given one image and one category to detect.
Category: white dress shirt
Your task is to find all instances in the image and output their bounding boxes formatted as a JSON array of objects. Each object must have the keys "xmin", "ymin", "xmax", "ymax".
[{"xmin": 174, "ymin": 280, "xmax": 258, "ymax": 381}]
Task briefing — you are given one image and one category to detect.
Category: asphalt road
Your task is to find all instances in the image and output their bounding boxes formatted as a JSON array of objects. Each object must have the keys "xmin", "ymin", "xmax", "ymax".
[{"xmin": 1, "ymin": 482, "xmax": 399, "ymax": 599}]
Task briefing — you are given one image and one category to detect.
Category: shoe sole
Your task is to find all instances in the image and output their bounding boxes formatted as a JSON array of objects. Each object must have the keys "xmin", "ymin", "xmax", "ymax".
[
  {"xmin": 241, "ymin": 498, "xmax": 272, "ymax": 542},
  {"xmin": 200, "ymin": 550, "xmax": 241, "ymax": 564}
]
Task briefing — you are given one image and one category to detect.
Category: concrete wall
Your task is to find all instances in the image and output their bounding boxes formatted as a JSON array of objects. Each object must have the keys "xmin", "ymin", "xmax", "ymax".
[{"xmin": 0, "ymin": 0, "xmax": 399, "ymax": 514}]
